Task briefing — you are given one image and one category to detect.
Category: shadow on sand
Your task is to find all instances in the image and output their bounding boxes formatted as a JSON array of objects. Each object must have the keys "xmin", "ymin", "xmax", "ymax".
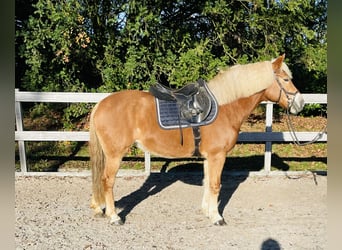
[{"xmin": 114, "ymin": 153, "xmax": 305, "ymax": 223}]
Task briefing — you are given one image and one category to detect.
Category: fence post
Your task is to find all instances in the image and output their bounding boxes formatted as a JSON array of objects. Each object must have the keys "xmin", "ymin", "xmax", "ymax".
[
  {"xmin": 15, "ymin": 89, "xmax": 28, "ymax": 172},
  {"xmin": 144, "ymin": 151, "xmax": 151, "ymax": 175},
  {"xmin": 264, "ymin": 102, "xmax": 273, "ymax": 173}
]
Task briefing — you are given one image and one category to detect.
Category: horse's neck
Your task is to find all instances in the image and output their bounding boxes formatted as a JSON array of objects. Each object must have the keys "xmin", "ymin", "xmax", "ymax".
[{"xmin": 222, "ymin": 91, "xmax": 264, "ymax": 126}]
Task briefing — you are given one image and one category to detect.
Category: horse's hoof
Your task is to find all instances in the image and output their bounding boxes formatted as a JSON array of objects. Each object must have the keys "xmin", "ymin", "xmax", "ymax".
[
  {"xmin": 94, "ymin": 213, "xmax": 105, "ymax": 218},
  {"xmin": 110, "ymin": 218, "xmax": 124, "ymax": 226},
  {"xmin": 214, "ymin": 219, "xmax": 227, "ymax": 226}
]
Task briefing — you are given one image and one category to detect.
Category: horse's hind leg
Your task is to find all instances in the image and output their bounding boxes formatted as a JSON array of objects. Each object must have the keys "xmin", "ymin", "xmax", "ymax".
[{"xmin": 103, "ymin": 156, "xmax": 123, "ymax": 225}]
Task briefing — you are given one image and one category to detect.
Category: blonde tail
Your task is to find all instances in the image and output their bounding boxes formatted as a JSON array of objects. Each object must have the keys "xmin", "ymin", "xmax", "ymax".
[{"xmin": 89, "ymin": 104, "xmax": 105, "ymax": 206}]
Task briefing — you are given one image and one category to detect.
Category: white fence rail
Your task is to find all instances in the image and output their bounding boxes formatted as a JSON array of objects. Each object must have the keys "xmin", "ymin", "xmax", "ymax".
[{"xmin": 15, "ymin": 89, "xmax": 327, "ymax": 174}]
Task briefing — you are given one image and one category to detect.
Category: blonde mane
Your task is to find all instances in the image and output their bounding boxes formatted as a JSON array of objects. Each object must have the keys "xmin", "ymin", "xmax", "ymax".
[{"xmin": 208, "ymin": 60, "xmax": 292, "ymax": 105}]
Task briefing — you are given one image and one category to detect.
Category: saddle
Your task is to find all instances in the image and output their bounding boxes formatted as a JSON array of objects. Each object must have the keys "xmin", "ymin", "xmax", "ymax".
[
  {"xmin": 149, "ymin": 79, "xmax": 218, "ymax": 157},
  {"xmin": 149, "ymin": 79, "xmax": 216, "ymax": 124}
]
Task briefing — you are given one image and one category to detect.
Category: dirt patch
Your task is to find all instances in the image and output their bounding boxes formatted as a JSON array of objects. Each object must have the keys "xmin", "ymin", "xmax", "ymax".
[{"xmin": 15, "ymin": 173, "xmax": 327, "ymax": 249}]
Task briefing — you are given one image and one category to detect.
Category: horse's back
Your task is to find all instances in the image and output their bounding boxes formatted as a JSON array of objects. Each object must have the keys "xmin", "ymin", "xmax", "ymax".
[
  {"xmin": 95, "ymin": 90, "xmax": 154, "ymax": 119},
  {"xmin": 97, "ymin": 90, "xmax": 153, "ymax": 110}
]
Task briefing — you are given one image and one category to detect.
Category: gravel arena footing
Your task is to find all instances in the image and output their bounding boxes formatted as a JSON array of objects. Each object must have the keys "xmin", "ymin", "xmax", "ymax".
[{"xmin": 15, "ymin": 172, "xmax": 327, "ymax": 249}]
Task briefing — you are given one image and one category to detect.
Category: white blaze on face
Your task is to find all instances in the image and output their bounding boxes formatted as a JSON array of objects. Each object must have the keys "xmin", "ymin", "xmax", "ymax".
[{"xmin": 290, "ymin": 93, "xmax": 305, "ymax": 115}]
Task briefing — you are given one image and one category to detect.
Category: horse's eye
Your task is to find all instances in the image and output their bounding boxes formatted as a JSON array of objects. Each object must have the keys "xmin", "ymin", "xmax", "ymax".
[{"xmin": 283, "ymin": 78, "xmax": 289, "ymax": 82}]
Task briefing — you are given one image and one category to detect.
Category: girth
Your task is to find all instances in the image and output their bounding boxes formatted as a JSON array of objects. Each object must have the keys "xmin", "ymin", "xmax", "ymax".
[
  {"xmin": 149, "ymin": 79, "xmax": 218, "ymax": 157},
  {"xmin": 192, "ymin": 126, "xmax": 201, "ymax": 157}
]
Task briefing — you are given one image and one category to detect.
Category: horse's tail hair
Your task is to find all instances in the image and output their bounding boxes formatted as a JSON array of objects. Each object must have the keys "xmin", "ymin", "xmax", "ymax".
[{"xmin": 89, "ymin": 103, "xmax": 105, "ymax": 206}]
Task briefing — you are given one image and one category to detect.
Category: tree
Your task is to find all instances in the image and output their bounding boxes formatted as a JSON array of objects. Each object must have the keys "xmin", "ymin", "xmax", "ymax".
[
  {"xmin": 15, "ymin": 0, "xmax": 37, "ymax": 89},
  {"xmin": 17, "ymin": 0, "xmax": 101, "ymax": 92},
  {"xmin": 16, "ymin": 0, "xmax": 327, "ymax": 126}
]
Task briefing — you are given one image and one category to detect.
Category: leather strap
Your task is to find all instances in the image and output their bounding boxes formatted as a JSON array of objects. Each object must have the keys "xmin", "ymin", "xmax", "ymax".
[{"xmin": 192, "ymin": 126, "xmax": 201, "ymax": 157}]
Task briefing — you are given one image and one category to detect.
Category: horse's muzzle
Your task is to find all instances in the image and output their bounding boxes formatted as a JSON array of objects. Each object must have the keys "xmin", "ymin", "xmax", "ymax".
[{"xmin": 289, "ymin": 93, "xmax": 305, "ymax": 115}]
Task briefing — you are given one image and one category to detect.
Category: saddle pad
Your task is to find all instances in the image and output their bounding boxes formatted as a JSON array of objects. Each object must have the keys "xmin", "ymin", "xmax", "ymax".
[{"xmin": 155, "ymin": 95, "xmax": 218, "ymax": 129}]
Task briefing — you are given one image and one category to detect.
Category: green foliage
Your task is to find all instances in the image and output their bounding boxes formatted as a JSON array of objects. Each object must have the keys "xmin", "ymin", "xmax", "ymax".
[
  {"xmin": 300, "ymin": 104, "xmax": 327, "ymax": 117},
  {"xmin": 18, "ymin": 0, "xmax": 97, "ymax": 92},
  {"xmin": 63, "ymin": 103, "xmax": 91, "ymax": 130},
  {"xmin": 16, "ymin": 0, "xmax": 327, "ymax": 120}
]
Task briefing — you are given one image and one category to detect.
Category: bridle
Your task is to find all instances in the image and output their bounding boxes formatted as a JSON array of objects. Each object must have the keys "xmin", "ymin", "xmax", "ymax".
[
  {"xmin": 274, "ymin": 73, "xmax": 327, "ymax": 146},
  {"xmin": 274, "ymin": 74, "xmax": 298, "ymax": 108}
]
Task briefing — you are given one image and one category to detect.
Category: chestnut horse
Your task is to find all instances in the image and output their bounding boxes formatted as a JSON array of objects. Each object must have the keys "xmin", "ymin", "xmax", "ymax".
[{"xmin": 89, "ymin": 54, "xmax": 304, "ymax": 225}]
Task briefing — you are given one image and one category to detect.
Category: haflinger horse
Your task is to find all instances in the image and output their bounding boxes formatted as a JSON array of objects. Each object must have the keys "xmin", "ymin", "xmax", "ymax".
[{"xmin": 89, "ymin": 54, "xmax": 305, "ymax": 226}]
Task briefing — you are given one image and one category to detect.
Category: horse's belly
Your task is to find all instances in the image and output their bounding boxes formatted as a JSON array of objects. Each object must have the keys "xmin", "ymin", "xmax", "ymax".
[{"xmin": 135, "ymin": 127, "xmax": 195, "ymax": 158}]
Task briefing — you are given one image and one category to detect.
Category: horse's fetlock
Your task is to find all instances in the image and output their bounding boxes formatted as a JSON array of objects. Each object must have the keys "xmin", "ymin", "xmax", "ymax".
[{"xmin": 209, "ymin": 185, "xmax": 220, "ymax": 195}]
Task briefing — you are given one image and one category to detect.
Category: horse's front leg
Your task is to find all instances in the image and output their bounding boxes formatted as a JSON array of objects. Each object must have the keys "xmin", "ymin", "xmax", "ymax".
[
  {"xmin": 202, "ymin": 154, "xmax": 226, "ymax": 225},
  {"xmin": 201, "ymin": 159, "xmax": 210, "ymax": 217},
  {"xmin": 103, "ymin": 156, "xmax": 123, "ymax": 225}
]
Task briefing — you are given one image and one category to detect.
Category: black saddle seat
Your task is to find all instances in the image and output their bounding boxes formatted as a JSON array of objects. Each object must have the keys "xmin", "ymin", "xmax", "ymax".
[
  {"xmin": 149, "ymin": 79, "xmax": 214, "ymax": 124},
  {"xmin": 149, "ymin": 82, "xmax": 199, "ymax": 102}
]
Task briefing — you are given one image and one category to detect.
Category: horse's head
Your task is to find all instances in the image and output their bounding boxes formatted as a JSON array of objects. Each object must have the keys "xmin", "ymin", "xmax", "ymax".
[{"xmin": 265, "ymin": 54, "xmax": 305, "ymax": 115}]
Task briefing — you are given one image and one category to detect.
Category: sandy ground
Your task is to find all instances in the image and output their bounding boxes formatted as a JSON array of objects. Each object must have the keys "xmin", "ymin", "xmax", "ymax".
[{"xmin": 15, "ymin": 171, "xmax": 327, "ymax": 250}]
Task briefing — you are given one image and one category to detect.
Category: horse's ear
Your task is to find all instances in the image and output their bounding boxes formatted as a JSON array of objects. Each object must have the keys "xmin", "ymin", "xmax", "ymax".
[{"xmin": 272, "ymin": 55, "xmax": 284, "ymax": 71}]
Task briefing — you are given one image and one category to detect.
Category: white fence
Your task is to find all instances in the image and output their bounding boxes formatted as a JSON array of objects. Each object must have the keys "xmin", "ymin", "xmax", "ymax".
[{"xmin": 15, "ymin": 89, "xmax": 327, "ymax": 175}]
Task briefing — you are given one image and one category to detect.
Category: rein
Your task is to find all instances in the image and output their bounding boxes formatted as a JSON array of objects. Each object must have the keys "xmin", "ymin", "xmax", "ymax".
[
  {"xmin": 284, "ymin": 107, "xmax": 327, "ymax": 146},
  {"xmin": 275, "ymin": 75, "xmax": 327, "ymax": 146}
]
